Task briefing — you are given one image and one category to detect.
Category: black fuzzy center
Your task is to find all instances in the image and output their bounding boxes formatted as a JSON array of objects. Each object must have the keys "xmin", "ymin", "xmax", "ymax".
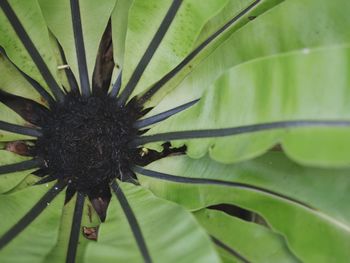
[{"xmin": 34, "ymin": 93, "xmax": 139, "ymax": 195}]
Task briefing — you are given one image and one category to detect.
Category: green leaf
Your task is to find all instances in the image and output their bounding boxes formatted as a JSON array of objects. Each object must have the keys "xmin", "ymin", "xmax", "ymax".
[
  {"xmin": 0, "ymin": 184, "xmax": 64, "ymax": 262},
  {"xmin": 85, "ymin": 182, "xmax": 221, "ymax": 263},
  {"xmin": 137, "ymin": 152, "xmax": 350, "ymax": 262},
  {"xmin": 144, "ymin": 45, "xmax": 350, "ymax": 167},
  {"xmin": 141, "ymin": 0, "xmax": 283, "ymax": 109},
  {"xmin": 108, "ymin": 0, "xmax": 133, "ymax": 95},
  {"xmin": 194, "ymin": 209, "xmax": 299, "ymax": 262},
  {"xmin": 111, "ymin": 0, "xmax": 133, "ymax": 71},
  {"xmin": 194, "ymin": 0, "xmax": 253, "ymax": 46},
  {"xmin": 147, "ymin": 0, "xmax": 350, "ymax": 114}
]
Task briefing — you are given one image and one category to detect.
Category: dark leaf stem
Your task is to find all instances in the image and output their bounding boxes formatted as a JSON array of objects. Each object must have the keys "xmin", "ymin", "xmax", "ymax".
[
  {"xmin": 111, "ymin": 180, "xmax": 152, "ymax": 263},
  {"xmin": 70, "ymin": 0, "xmax": 91, "ymax": 97},
  {"xmin": 0, "ymin": 0, "xmax": 65, "ymax": 103},
  {"xmin": 211, "ymin": 236, "xmax": 251, "ymax": 263},
  {"xmin": 0, "ymin": 158, "xmax": 43, "ymax": 175},
  {"xmin": 13, "ymin": 72, "xmax": 55, "ymax": 107},
  {"xmin": 117, "ymin": 0, "xmax": 183, "ymax": 106},
  {"xmin": 133, "ymin": 99, "xmax": 199, "ymax": 129},
  {"xmin": 0, "ymin": 181, "xmax": 66, "ymax": 249},
  {"xmin": 131, "ymin": 120, "xmax": 350, "ymax": 147},
  {"xmin": 0, "ymin": 120, "xmax": 42, "ymax": 137},
  {"xmin": 65, "ymin": 186, "xmax": 77, "ymax": 205},
  {"xmin": 66, "ymin": 192, "xmax": 85, "ymax": 263},
  {"xmin": 56, "ymin": 40, "xmax": 79, "ymax": 94},
  {"xmin": 0, "ymin": 90, "xmax": 50, "ymax": 127},
  {"xmin": 138, "ymin": 0, "xmax": 261, "ymax": 104},
  {"xmin": 35, "ymin": 174, "xmax": 58, "ymax": 185},
  {"xmin": 109, "ymin": 71, "xmax": 122, "ymax": 98},
  {"xmin": 133, "ymin": 166, "xmax": 313, "ymax": 209}
]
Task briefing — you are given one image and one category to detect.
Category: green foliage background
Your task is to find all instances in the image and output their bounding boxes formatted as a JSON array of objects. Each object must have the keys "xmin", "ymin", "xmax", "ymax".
[{"xmin": 0, "ymin": 0, "xmax": 349, "ymax": 262}]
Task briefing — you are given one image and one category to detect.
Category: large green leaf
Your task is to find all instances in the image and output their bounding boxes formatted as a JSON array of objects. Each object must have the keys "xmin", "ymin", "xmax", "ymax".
[
  {"xmin": 142, "ymin": 46, "xmax": 350, "ymax": 167},
  {"xmin": 194, "ymin": 209, "xmax": 299, "ymax": 262},
  {"xmin": 140, "ymin": 0, "xmax": 280, "ymax": 108},
  {"xmin": 0, "ymin": 184, "xmax": 64, "ymax": 262},
  {"xmin": 136, "ymin": 152, "xmax": 350, "ymax": 262},
  {"xmin": 147, "ymin": 0, "xmax": 350, "ymax": 114},
  {"xmin": 85, "ymin": 182, "xmax": 220, "ymax": 263}
]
